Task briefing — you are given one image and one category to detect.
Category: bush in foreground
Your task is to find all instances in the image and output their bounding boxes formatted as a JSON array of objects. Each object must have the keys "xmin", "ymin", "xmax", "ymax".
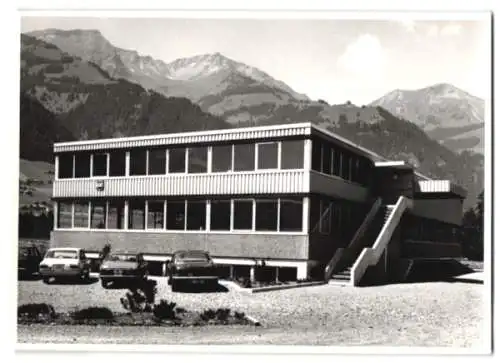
[
  {"xmin": 71, "ymin": 306, "xmax": 114, "ymax": 321},
  {"xmin": 120, "ymin": 279, "xmax": 158, "ymax": 313},
  {"xmin": 18, "ymin": 303, "xmax": 56, "ymax": 320},
  {"xmin": 153, "ymin": 300, "xmax": 177, "ymax": 321},
  {"xmin": 199, "ymin": 308, "xmax": 244, "ymax": 323}
]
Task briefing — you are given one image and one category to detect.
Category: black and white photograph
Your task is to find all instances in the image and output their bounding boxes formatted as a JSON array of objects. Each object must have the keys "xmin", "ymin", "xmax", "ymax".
[{"xmin": 8, "ymin": 1, "xmax": 493, "ymax": 356}]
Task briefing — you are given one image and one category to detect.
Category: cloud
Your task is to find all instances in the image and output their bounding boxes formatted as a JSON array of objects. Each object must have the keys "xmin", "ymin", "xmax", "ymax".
[
  {"xmin": 426, "ymin": 23, "xmax": 463, "ymax": 37},
  {"xmin": 337, "ymin": 34, "xmax": 387, "ymax": 79},
  {"xmin": 441, "ymin": 23, "xmax": 463, "ymax": 36},
  {"xmin": 426, "ymin": 24, "xmax": 440, "ymax": 37},
  {"xmin": 398, "ymin": 19, "xmax": 417, "ymax": 33}
]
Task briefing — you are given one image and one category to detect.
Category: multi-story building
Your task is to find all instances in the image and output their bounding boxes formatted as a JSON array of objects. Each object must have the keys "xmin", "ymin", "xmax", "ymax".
[{"xmin": 50, "ymin": 122, "xmax": 466, "ymax": 286}]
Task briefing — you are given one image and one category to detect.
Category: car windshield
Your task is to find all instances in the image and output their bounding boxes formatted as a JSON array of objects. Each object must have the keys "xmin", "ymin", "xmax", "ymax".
[
  {"xmin": 175, "ymin": 251, "xmax": 209, "ymax": 262},
  {"xmin": 105, "ymin": 254, "xmax": 138, "ymax": 262},
  {"xmin": 45, "ymin": 250, "xmax": 78, "ymax": 259}
]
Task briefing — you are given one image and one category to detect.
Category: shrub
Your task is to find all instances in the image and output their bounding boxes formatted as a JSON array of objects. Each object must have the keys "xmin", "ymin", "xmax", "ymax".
[
  {"xmin": 18, "ymin": 303, "xmax": 56, "ymax": 320},
  {"xmin": 153, "ymin": 300, "xmax": 177, "ymax": 321},
  {"xmin": 99, "ymin": 243, "xmax": 111, "ymax": 262},
  {"xmin": 120, "ymin": 279, "xmax": 158, "ymax": 313},
  {"xmin": 200, "ymin": 308, "xmax": 231, "ymax": 322},
  {"xmin": 71, "ymin": 306, "xmax": 114, "ymax": 321},
  {"xmin": 234, "ymin": 311, "xmax": 245, "ymax": 320},
  {"xmin": 200, "ymin": 308, "xmax": 217, "ymax": 322},
  {"xmin": 216, "ymin": 308, "xmax": 231, "ymax": 322},
  {"xmin": 175, "ymin": 307, "xmax": 187, "ymax": 314}
]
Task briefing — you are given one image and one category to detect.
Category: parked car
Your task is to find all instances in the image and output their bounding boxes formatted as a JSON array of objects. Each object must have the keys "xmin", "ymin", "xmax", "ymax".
[
  {"xmin": 167, "ymin": 250, "xmax": 218, "ymax": 291},
  {"xmin": 39, "ymin": 247, "xmax": 91, "ymax": 284},
  {"xmin": 18, "ymin": 245, "xmax": 43, "ymax": 278},
  {"xmin": 99, "ymin": 252, "xmax": 148, "ymax": 288}
]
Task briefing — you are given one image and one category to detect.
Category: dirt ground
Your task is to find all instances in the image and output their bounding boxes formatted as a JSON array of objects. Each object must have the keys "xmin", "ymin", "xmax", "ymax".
[{"xmin": 16, "ymin": 272, "xmax": 486, "ymax": 347}]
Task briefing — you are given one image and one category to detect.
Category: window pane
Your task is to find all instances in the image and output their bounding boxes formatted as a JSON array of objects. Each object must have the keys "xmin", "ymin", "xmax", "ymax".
[
  {"xmin": 73, "ymin": 201, "xmax": 89, "ymax": 228},
  {"xmin": 147, "ymin": 201, "xmax": 164, "ymax": 229},
  {"xmin": 234, "ymin": 144, "xmax": 255, "ymax": 171},
  {"xmin": 90, "ymin": 201, "xmax": 106, "ymax": 229},
  {"xmin": 281, "ymin": 140, "xmax": 304, "ymax": 169},
  {"xmin": 257, "ymin": 142, "xmax": 278, "ymax": 169},
  {"xmin": 280, "ymin": 198, "xmax": 303, "ymax": 232},
  {"xmin": 351, "ymin": 157, "xmax": 360, "ymax": 183},
  {"xmin": 322, "ymin": 143, "xmax": 331, "ymax": 174},
  {"xmin": 342, "ymin": 153, "xmax": 350, "ymax": 180},
  {"xmin": 108, "ymin": 201, "xmax": 125, "ymax": 229},
  {"xmin": 309, "ymin": 196, "xmax": 320, "ymax": 232},
  {"xmin": 148, "ymin": 149, "xmax": 166, "ymax": 175},
  {"xmin": 109, "ymin": 151, "xmax": 126, "ymax": 177},
  {"xmin": 212, "ymin": 145, "xmax": 232, "ymax": 172},
  {"xmin": 333, "ymin": 149, "xmax": 342, "ymax": 177},
  {"xmin": 187, "ymin": 147, "xmax": 207, "ymax": 173},
  {"xmin": 169, "ymin": 148, "xmax": 186, "ymax": 173},
  {"xmin": 311, "ymin": 139, "xmax": 321, "ymax": 171},
  {"xmin": 210, "ymin": 200, "xmax": 230, "ymax": 230},
  {"xmin": 58, "ymin": 154, "xmax": 73, "ymax": 179},
  {"xmin": 319, "ymin": 200, "xmax": 331, "ymax": 234},
  {"xmin": 74, "ymin": 153, "xmax": 90, "ymax": 178},
  {"xmin": 186, "ymin": 200, "xmax": 206, "ymax": 230},
  {"xmin": 128, "ymin": 199, "xmax": 145, "ymax": 230},
  {"xmin": 166, "ymin": 200, "xmax": 185, "ymax": 230},
  {"xmin": 57, "ymin": 202, "xmax": 72, "ymax": 228},
  {"xmin": 255, "ymin": 199, "xmax": 278, "ymax": 231},
  {"xmin": 92, "ymin": 154, "xmax": 107, "ymax": 177},
  {"xmin": 130, "ymin": 149, "xmax": 147, "ymax": 176},
  {"xmin": 233, "ymin": 200, "xmax": 253, "ymax": 230}
]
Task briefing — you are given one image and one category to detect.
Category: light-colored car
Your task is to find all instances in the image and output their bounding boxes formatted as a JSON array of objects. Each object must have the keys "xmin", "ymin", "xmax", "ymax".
[
  {"xmin": 39, "ymin": 247, "xmax": 91, "ymax": 284},
  {"xmin": 99, "ymin": 252, "xmax": 148, "ymax": 288}
]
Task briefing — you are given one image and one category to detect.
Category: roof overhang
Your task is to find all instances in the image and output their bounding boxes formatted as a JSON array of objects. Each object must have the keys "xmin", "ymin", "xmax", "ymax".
[
  {"xmin": 374, "ymin": 161, "xmax": 414, "ymax": 170},
  {"xmin": 416, "ymin": 180, "xmax": 468, "ymax": 199}
]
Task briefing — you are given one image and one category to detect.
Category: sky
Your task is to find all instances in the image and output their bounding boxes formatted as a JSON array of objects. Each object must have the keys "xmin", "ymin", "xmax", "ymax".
[{"xmin": 20, "ymin": 15, "xmax": 491, "ymax": 105}]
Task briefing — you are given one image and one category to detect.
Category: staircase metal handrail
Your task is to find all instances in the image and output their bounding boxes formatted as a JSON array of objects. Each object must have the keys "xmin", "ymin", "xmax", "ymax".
[{"xmin": 323, "ymin": 197, "xmax": 382, "ymax": 282}]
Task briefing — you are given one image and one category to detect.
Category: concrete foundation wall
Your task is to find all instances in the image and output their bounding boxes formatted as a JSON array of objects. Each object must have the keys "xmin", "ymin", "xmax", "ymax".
[
  {"xmin": 51, "ymin": 230, "xmax": 310, "ymax": 260},
  {"xmin": 401, "ymin": 240, "xmax": 462, "ymax": 259}
]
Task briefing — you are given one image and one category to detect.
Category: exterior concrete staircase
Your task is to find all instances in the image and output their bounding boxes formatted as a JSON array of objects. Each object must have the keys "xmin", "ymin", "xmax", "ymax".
[{"xmin": 329, "ymin": 205, "xmax": 394, "ymax": 285}]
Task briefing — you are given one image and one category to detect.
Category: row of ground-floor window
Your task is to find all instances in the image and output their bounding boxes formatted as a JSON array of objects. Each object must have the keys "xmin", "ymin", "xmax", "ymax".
[
  {"xmin": 55, "ymin": 195, "xmax": 369, "ymax": 237},
  {"xmin": 109, "ymin": 261, "xmax": 301, "ymax": 282},
  {"xmin": 401, "ymin": 213, "xmax": 460, "ymax": 244}
]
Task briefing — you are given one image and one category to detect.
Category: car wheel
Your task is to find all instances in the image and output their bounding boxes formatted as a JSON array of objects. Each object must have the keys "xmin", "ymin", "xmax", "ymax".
[
  {"xmin": 101, "ymin": 279, "xmax": 110, "ymax": 289},
  {"xmin": 42, "ymin": 277, "xmax": 51, "ymax": 284}
]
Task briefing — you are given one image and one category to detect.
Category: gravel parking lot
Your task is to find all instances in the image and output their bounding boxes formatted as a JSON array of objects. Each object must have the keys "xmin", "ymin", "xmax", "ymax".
[{"xmin": 17, "ymin": 274, "xmax": 485, "ymax": 347}]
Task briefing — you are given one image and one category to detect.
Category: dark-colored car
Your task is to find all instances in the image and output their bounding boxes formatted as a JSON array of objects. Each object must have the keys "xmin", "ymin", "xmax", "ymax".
[
  {"xmin": 167, "ymin": 250, "xmax": 218, "ymax": 291},
  {"xmin": 18, "ymin": 245, "xmax": 43, "ymax": 278},
  {"xmin": 99, "ymin": 253, "xmax": 148, "ymax": 288}
]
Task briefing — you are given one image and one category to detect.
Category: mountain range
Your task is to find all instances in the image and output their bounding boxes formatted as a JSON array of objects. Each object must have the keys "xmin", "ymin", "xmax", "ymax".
[
  {"xmin": 371, "ymin": 83, "xmax": 484, "ymax": 154},
  {"xmin": 20, "ymin": 29, "xmax": 485, "ymax": 209}
]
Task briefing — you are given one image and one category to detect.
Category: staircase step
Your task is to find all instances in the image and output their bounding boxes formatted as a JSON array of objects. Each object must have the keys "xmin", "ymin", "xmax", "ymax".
[{"xmin": 331, "ymin": 274, "xmax": 350, "ymax": 281}]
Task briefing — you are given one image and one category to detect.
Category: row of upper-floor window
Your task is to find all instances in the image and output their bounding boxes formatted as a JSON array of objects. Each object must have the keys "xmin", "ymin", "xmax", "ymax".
[
  {"xmin": 56, "ymin": 137, "xmax": 375, "ymax": 186},
  {"xmin": 311, "ymin": 137, "xmax": 373, "ymax": 186},
  {"xmin": 56, "ymin": 140, "xmax": 305, "ymax": 179},
  {"xmin": 56, "ymin": 197, "xmax": 304, "ymax": 233}
]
